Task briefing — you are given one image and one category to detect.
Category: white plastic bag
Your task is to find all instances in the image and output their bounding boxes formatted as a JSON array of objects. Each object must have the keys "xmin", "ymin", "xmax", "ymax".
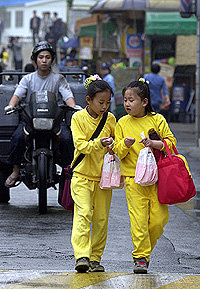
[
  {"xmin": 134, "ymin": 132, "xmax": 158, "ymax": 186},
  {"xmin": 100, "ymin": 153, "xmax": 124, "ymax": 189}
]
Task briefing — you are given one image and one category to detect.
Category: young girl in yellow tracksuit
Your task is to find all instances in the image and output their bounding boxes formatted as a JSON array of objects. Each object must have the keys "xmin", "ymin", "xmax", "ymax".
[
  {"xmin": 113, "ymin": 78, "xmax": 176, "ymax": 274},
  {"xmin": 70, "ymin": 75, "xmax": 116, "ymax": 273}
]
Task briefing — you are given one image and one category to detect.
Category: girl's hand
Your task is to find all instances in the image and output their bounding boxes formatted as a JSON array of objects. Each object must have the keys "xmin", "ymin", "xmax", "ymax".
[
  {"xmin": 124, "ymin": 137, "xmax": 135, "ymax": 147},
  {"xmin": 140, "ymin": 137, "xmax": 153, "ymax": 147},
  {"xmin": 101, "ymin": 137, "xmax": 114, "ymax": 147}
]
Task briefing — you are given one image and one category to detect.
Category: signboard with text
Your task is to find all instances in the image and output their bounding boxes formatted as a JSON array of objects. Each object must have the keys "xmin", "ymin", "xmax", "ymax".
[
  {"xmin": 79, "ymin": 37, "xmax": 94, "ymax": 60},
  {"xmin": 126, "ymin": 34, "xmax": 142, "ymax": 67}
]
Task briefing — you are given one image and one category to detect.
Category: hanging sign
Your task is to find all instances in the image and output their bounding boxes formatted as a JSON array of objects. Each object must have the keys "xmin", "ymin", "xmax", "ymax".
[
  {"xmin": 125, "ymin": 34, "xmax": 142, "ymax": 59},
  {"xmin": 79, "ymin": 37, "xmax": 94, "ymax": 60}
]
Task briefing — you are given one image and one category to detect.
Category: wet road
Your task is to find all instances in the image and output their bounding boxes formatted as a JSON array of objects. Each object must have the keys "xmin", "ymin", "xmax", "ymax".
[{"xmin": 0, "ymin": 122, "xmax": 200, "ymax": 288}]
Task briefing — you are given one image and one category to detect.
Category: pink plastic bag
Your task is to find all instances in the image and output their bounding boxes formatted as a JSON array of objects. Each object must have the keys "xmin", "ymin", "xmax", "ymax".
[
  {"xmin": 134, "ymin": 147, "xmax": 158, "ymax": 186},
  {"xmin": 100, "ymin": 153, "xmax": 124, "ymax": 189}
]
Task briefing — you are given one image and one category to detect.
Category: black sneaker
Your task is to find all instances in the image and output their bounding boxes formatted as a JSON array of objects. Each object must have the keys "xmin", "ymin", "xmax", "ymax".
[
  {"xmin": 75, "ymin": 257, "xmax": 89, "ymax": 273},
  {"xmin": 133, "ymin": 258, "xmax": 148, "ymax": 274},
  {"xmin": 89, "ymin": 261, "xmax": 105, "ymax": 272}
]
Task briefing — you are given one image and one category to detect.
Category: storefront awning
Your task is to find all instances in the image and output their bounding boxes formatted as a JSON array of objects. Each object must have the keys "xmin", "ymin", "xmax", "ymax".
[
  {"xmin": 145, "ymin": 12, "xmax": 197, "ymax": 35},
  {"xmin": 79, "ymin": 22, "xmax": 117, "ymax": 38},
  {"xmin": 146, "ymin": 0, "xmax": 179, "ymax": 11},
  {"xmin": 90, "ymin": 0, "xmax": 146, "ymax": 13}
]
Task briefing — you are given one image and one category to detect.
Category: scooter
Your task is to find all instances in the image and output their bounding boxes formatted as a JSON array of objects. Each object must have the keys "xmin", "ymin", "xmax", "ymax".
[{"xmin": 5, "ymin": 91, "xmax": 77, "ymax": 214}]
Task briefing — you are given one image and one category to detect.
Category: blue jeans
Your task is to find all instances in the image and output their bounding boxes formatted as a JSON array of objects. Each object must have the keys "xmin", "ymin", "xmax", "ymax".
[{"xmin": 7, "ymin": 121, "xmax": 74, "ymax": 167}]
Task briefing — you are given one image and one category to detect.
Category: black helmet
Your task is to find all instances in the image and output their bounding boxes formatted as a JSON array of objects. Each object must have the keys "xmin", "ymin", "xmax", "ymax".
[{"xmin": 31, "ymin": 41, "xmax": 56, "ymax": 62}]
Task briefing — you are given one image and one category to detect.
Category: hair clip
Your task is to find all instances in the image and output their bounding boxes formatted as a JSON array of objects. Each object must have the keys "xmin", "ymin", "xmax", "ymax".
[
  {"xmin": 138, "ymin": 77, "xmax": 145, "ymax": 83},
  {"xmin": 84, "ymin": 74, "xmax": 102, "ymax": 89},
  {"xmin": 138, "ymin": 77, "xmax": 149, "ymax": 85}
]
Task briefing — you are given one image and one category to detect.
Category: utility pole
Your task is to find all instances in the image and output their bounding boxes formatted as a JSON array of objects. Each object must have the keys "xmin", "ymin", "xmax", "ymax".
[
  {"xmin": 66, "ymin": 0, "xmax": 73, "ymax": 36},
  {"xmin": 96, "ymin": 15, "xmax": 102, "ymax": 73}
]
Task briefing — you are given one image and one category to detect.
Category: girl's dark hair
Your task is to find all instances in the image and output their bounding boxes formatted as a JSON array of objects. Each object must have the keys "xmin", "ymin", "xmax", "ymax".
[
  {"xmin": 87, "ymin": 79, "xmax": 113, "ymax": 99},
  {"xmin": 122, "ymin": 79, "xmax": 155, "ymax": 115}
]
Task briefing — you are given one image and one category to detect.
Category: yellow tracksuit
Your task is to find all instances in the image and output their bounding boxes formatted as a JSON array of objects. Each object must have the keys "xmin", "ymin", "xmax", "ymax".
[
  {"xmin": 70, "ymin": 109, "xmax": 116, "ymax": 262},
  {"xmin": 113, "ymin": 113, "xmax": 176, "ymax": 263}
]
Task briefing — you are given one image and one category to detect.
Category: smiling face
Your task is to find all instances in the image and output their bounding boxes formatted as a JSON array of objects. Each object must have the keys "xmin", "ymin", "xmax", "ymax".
[
  {"xmin": 86, "ymin": 90, "xmax": 111, "ymax": 118},
  {"xmin": 36, "ymin": 50, "xmax": 52, "ymax": 75},
  {"xmin": 123, "ymin": 87, "xmax": 148, "ymax": 118}
]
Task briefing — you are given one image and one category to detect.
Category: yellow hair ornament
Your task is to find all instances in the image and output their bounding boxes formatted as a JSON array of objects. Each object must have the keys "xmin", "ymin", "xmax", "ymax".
[
  {"xmin": 84, "ymin": 74, "xmax": 102, "ymax": 89},
  {"xmin": 138, "ymin": 77, "xmax": 149, "ymax": 85}
]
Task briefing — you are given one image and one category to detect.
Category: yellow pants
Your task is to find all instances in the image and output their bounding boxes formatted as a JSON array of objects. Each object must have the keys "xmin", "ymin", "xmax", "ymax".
[
  {"xmin": 125, "ymin": 177, "xmax": 169, "ymax": 263},
  {"xmin": 71, "ymin": 175, "xmax": 112, "ymax": 262}
]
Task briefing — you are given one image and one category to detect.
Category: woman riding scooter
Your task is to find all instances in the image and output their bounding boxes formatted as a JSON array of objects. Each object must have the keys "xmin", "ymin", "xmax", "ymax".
[{"xmin": 4, "ymin": 41, "xmax": 77, "ymax": 189}]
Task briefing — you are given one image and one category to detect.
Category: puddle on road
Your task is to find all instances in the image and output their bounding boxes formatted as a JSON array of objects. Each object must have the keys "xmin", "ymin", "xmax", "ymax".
[{"xmin": 176, "ymin": 191, "xmax": 200, "ymax": 218}]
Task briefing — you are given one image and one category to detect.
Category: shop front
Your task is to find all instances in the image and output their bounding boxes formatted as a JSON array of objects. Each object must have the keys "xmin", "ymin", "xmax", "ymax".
[{"xmin": 145, "ymin": 11, "xmax": 197, "ymax": 122}]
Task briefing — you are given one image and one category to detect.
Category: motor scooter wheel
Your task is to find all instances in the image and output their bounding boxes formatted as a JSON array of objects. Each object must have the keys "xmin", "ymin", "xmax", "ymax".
[{"xmin": 38, "ymin": 153, "xmax": 47, "ymax": 214}]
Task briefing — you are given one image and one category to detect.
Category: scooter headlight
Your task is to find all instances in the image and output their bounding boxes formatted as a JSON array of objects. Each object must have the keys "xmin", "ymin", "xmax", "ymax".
[{"xmin": 33, "ymin": 118, "xmax": 53, "ymax": 130}]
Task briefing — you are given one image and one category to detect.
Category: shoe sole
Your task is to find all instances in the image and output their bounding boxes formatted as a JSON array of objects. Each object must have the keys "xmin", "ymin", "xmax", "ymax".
[
  {"xmin": 134, "ymin": 269, "xmax": 147, "ymax": 274},
  {"xmin": 89, "ymin": 267, "xmax": 105, "ymax": 272},
  {"xmin": 75, "ymin": 264, "xmax": 89, "ymax": 273}
]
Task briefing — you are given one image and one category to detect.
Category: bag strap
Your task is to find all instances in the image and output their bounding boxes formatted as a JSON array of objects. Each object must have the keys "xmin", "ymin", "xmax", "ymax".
[
  {"xmin": 71, "ymin": 111, "xmax": 108, "ymax": 170},
  {"xmin": 163, "ymin": 139, "xmax": 178, "ymax": 158}
]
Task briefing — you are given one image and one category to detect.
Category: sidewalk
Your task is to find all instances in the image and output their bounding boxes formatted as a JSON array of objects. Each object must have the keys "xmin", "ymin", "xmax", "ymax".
[{"xmin": 169, "ymin": 122, "xmax": 199, "ymax": 158}]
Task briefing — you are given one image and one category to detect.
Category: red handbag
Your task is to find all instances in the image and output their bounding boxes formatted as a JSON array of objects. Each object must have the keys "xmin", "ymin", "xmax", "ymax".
[
  {"xmin": 58, "ymin": 166, "xmax": 74, "ymax": 210},
  {"xmin": 157, "ymin": 140, "xmax": 196, "ymax": 205}
]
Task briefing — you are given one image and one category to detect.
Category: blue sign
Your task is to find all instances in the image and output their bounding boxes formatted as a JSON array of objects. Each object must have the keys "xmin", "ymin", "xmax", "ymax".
[{"xmin": 126, "ymin": 34, "xmax": 142, "ymax": 50}]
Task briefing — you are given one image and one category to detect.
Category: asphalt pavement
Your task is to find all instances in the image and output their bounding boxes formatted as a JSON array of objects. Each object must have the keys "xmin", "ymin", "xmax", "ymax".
[{"xmin": 0, "ymin": 121, "xmax": 200, "ymax": 288}]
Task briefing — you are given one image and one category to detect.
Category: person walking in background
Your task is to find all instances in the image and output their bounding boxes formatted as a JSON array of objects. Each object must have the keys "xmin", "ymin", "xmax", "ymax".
[
  {"xmin": 50, "ymin": 12, "xmax": 64, "ymax": 63},
  {"xmin": 113, "ymin": 78, "xmax": 176, "ymax": 274},
  {"xmin": 44, "ymin": 12, "xmax": 53, "ymax": 41},
  {"xmin": 100, "ymin": 62, "xmax": 115, "ymax": 109},
  {"xmin": 0, "ymin": 16, "xmax": 4, "ymax": 45},
  {"xmin": 100, "ymin": 62, "xmax": 115, "ymax": 95},
  {"xmin": 30, "ymin": 10, "xmax": 41, "ymax": 46},
  {"xmin": 8, "ymin": 37, "xmax": 23, "ymax": 71},
  {"xmin": 144, "ymin": 63, "xmax": 170, "ymax": 113},
  {"xmin": 70, "ymin": 75, "xmax": 116, "ymax": 273},
  {"xmin": 0, "ymin": 47, "xmax": 9, "ymax": 69},
  {"xmin": 39, "ymin": 12, "xmax": 52, "ymax": 41},
  {"xmin": 59, "ymin": 48, "xmax": 67, "ymax": 70},
  {"xmin": 38, "ymin": 12, "xmax": 46, "ymax": 41},
  {"xmin": 46, "ymin": 13, "xmax": 63, "ymax": 64}
]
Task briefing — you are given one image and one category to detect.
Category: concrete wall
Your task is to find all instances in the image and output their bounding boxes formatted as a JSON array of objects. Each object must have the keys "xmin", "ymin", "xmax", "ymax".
[{"xmin": 1, "ymin": 0, "xmax": 67, "ymax": 44}]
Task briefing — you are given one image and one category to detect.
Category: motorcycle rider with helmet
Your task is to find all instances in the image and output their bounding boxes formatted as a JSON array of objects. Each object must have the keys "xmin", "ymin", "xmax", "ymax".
[{"xmin": 4, "ymin": 41, "xmax": 77, "ymax": 188}]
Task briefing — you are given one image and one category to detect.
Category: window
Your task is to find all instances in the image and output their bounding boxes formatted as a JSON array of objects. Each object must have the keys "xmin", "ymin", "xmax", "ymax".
[
  {"xmin": 4, "ymin": 11, "xmax": 11, "ymax": 28},
  {"xmin": 16, "ymin": 11, "xmax": 23, "ymax": 27}
]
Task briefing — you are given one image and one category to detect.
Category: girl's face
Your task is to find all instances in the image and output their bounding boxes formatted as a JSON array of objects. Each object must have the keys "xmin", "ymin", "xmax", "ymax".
[
  {"xmin": 123, "ymin": 88, "xmax": 148, "ymax": 118},
  {"xmin": 86, "ymin": 90, "xmax": 111, "ymax": 118}
]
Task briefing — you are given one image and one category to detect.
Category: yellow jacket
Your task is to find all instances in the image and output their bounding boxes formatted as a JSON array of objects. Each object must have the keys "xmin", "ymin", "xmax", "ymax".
[
  {"xmin": 71, "ymin": 109, "xmax": 116, "ymax": 181},
  {"xmin": 113, "ymin": 113, "xmax": 176, "ymax": 177}
]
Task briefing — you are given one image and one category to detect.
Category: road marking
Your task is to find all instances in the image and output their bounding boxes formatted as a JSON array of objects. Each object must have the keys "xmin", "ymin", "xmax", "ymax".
[{"xmin": 1, "ymin": 272, "xmax": 200, "ymax": 289}]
